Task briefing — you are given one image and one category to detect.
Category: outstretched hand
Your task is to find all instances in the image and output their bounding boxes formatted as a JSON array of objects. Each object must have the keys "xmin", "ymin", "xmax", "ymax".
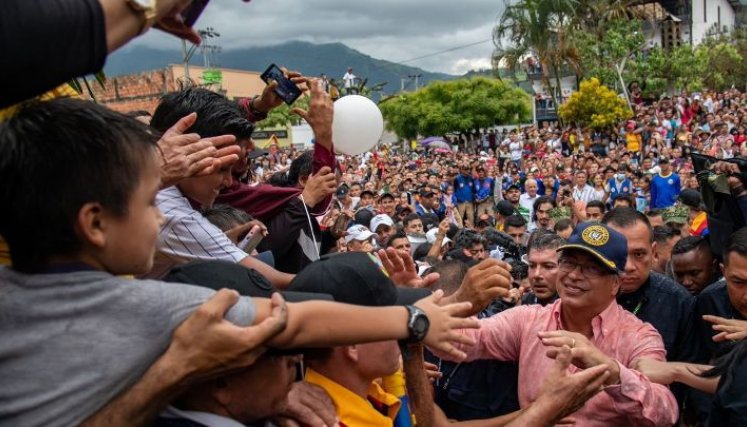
[
  {"xmin": 292, "ymin": 78, "xmax": 333, "ymax": 150},
  {"xmin": 704, "ymin": 314, "xmax": 747, "ymax": 342},
  {"xmin": 377, "ymin": 247, "xmax": 438, "ymax": 288},
  {"xmin": 415, "ymin": 290, "xmax": 478, "ymax": 361},
  {"xmin": 447, "ymin": 258, "xmax": 512, "ymax": 315}
]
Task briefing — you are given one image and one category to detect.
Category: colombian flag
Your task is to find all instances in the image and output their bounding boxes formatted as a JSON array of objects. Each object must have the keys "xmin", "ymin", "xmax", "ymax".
[{"xmin": 690, "ymin": 211, "xmax": 709, "ymax": 237}]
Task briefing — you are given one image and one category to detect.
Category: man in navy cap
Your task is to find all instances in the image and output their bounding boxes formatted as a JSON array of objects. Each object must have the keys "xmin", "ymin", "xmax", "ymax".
[{"xmin": 431, "ymin": 222, "xmax": 678, "ymax": 425}]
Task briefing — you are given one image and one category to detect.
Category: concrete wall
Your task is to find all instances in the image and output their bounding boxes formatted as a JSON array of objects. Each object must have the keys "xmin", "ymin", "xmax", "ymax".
[{"xmin": 690, "ymin": 0, "xmax": 736, "ymax": 44}]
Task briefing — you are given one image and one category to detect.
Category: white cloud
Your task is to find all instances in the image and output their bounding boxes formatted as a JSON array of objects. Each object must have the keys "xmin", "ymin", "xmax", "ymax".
[{"xmin": 128, "ymin": 0, "xmax": 509, "ymax": 74}]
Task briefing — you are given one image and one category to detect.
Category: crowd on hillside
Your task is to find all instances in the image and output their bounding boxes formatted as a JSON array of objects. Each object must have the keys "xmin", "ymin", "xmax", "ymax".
[{"xmin": 4, "ymin": 1, "xmax": 747, "ymax": 427}]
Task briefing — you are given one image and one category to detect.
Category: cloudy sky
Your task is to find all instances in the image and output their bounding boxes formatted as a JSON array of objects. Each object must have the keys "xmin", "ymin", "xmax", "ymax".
[{"xmin": 129, "ymin": 0, "xmax": 509, "ymax": 75}]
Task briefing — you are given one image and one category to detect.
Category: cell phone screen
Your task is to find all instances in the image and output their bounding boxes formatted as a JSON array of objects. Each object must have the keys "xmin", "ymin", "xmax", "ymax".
[
  {"xmin": 260, "ymin": 64, "xmax": 302, "ymax": 105},
  {"xmin": 181, "ymin": 0, "xmax": 210, "ymax": 27}
]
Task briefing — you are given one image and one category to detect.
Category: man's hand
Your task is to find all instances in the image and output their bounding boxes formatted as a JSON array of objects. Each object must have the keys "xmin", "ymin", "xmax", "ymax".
[
  {"xmin": 293, "ymin": 78, "xmax": 333, "ymax": 150},
  {"xmin": 224, "ymin": 219, "xmax": 268, "ymax": 244},
  {"xmin": 539, "ymin": 330, "xmax": 620, "ymax": 385},
  {"xmin": 704, "ymin": 314, "xmax": 747, "ymax": 342},
  {"xmin": 377, "ymin": 247, "xmax": 439, "ymax": 288},
  {"xmin": 157, "ymin": 113, "xmax": 239, "ymax": 188},
  {"xmin": 274, "ymin": 382, "xmax": 337, "ymax": 427},
  {"xmin": 423, "ymin": 361, "xmax": 443, "ymax": 383},
  {"xmin": 447, "ymin": 259, "xmax": 512, "ymax": 315},
  {"xmin": 415, "ymin": 290, "xmax": 479, "ymax": 361},
  {"xmin": 710, "ymin": 160, "xmax": 741, "ymax": 175},
  {"xmin": 164, "ymin": 290, "xmax": 288, "ymax": 383},
  {"xmin": 254, "ymin": 68, "xmax": 308, "ymax": 113},
  {"xmin": 301, "ymin": 166, "xmax": 338, "ymax": 207},
  {"xmin": 531, "ymin": 345, "xmax": 610, "ymax": 423}
]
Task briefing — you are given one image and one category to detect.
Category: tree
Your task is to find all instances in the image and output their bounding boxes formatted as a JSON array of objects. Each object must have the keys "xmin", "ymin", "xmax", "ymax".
[
  {"xmin": 493, "ymin": 0, "xmax": 581, "ymax": 107},
  {"xmin": 575, "ymin": 18, "xmax": 646, "ymax": 102},
  {"xmin": 258, "ymin": 95, "xmax": 310, "ymax": 129},
  {"xmin": 379, "ymin": 77, "xmax": 531, "ymax": 139},
  {"xmin": 558, "ymin": 78, "xmax": 631, "ymax": 129}
]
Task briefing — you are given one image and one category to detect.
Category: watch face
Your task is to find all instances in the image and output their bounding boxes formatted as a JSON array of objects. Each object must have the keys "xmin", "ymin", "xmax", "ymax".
[{"xmin": 412, "ymin": 313, "xmax": 430, "ymax": 338}]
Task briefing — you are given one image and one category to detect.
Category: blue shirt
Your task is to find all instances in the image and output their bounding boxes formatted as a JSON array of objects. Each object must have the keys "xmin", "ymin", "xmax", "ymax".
[
  {"xmin": 453, "ymin": 174, "xmax": 475, "ymax": 203},
  {"xmin": 607, "ymin": 178, "xmax": 633, "ymax": 202},
  {"xmin": 474, "ymin": 177, "xmax": 494, "ymax": 202},
  {"xmin": 650, "ymin": 173, "xmax": 681, "ymax": 209}
]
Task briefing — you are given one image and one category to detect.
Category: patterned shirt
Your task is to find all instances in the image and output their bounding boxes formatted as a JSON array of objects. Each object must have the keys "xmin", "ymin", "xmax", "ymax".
[
  {"xmin": 432, "ymin": 299, "xmax": 678, "ymax": 426},
  {"xmin": 144, "ymin": 186, "xmax": 247, "ymax": 279}
]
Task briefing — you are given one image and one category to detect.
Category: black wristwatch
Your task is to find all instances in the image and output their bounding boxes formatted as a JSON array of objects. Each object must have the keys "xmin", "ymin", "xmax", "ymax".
[{"xmin": 403, "ymin": 305, "xmax": 430, "ymax": 344}]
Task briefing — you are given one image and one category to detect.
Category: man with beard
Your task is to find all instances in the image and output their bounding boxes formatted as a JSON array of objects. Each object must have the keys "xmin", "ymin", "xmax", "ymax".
[
  {"xmin": 532, "ymin": 196, "xmax": 556, "ymax": 232},
  {"xmin": 504, "ymin": 184, "xmax": 521, "ymax": 211}
]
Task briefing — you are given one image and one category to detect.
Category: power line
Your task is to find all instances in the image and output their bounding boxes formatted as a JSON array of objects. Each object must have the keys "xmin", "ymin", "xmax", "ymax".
[{"xmin": 396, "ymin": 38, "xmax": 493, "ymax": 64}]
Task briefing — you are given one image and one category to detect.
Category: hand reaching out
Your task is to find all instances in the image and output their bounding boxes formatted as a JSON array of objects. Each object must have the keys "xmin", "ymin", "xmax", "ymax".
[
  {"xmin": 703, "ymin": 314, "xmax": 747, "ymax": 342},
  {"xmin": 414, "ymin": 290, "xmax": 478, "ymax": 361},
  {"xmin": 377, "ymin": 247, "xmax": 439, "ymax": 288}
]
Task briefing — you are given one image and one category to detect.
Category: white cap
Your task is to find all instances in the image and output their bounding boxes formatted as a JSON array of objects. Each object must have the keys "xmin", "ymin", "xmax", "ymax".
[
  {"xmin": 345, "ymin": 224, "xmax": 375, "ymax": 244},
  {"xmin": 425, "ymin": 228, "xmax": 452, "ymax": 247},
  {"xmin": 370, "ymin": 214, "xmax": 395, "ymax": 232}
]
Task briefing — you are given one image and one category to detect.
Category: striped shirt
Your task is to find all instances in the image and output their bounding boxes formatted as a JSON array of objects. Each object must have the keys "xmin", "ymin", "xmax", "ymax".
[
  {"xmin": 143, "ymin": 186, "xmax": 247, "ymax": 280},
  {"xmin": 573, "ymin": 184, "xmax": 598, "ymax": 203}
]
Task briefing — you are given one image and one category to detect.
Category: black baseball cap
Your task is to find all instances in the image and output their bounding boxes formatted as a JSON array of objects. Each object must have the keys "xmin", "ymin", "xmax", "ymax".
[
  {"xmin": 164, "ymin": 260, "xmax": 332, "ymax": 303},
  {"xmin": 288, "ymin": 252, "xmax": 430, "ymax": 306},
  {"xmin": 506, "ymin": 184, "xmax": 521, "ymax": 192},
  {"xmin": 558, "ymin": 222, "xmax": 628, "ymax": 274},
  {"xmin": 678, "ymin": 189, "xmax": 705, "ymax": 210},
  {"xmin": 419, "ymin": 188, "xmax": 435, "ymax": 198},
  {"xmin": 496, "ymin": 200, "xmax": 515, "ymax": 217}
]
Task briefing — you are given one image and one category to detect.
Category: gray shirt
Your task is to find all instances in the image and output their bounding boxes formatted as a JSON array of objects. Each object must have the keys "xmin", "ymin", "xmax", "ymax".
[{"xmin": 0, "ymin": 267, "xmax": 256, "ymax": 427}]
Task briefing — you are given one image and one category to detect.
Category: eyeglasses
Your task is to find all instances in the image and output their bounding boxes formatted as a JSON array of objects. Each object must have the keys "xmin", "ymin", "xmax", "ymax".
[{"xmin": 557, "ymin": 258, "xmax": 611, "ymax": 278}]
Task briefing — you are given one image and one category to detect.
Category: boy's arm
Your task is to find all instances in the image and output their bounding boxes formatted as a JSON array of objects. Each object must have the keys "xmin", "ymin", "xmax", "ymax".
[
  {"xmin": 81, "ymin": 290, "xmax": 287, "ymax": 427},
  {"xmin": 254, "ymin": 291, "xmax": 478, "ymax": 360}
]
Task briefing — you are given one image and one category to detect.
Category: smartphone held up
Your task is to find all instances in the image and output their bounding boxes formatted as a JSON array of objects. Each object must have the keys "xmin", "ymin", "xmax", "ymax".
[{"xmin": 260, "ymin": 64, "xmax": 303, "ymax": 105}]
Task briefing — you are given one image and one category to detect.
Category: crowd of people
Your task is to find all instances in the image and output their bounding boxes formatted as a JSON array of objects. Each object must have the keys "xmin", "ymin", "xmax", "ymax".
[{"xmin": 3, "ymin": 1, "xmax": 747, "ymax": 427}]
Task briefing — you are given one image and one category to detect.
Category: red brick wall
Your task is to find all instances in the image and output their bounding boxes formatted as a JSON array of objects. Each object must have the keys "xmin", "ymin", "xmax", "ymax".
[{"xmin": 94, "ymin": 68, "xmax": 177, "ymax": 114}]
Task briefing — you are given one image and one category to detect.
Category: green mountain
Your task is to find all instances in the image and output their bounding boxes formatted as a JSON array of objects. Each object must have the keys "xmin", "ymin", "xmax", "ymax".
[{"xmin": 105, "ymin": 41, "xmax": 455, "ymax": 95}]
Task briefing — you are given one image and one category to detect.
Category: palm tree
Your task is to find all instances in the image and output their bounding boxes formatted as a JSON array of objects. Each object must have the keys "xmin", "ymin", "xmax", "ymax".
[{"xmin": 493, "ymin": 0, "xmax": 582, "ymax": 108}]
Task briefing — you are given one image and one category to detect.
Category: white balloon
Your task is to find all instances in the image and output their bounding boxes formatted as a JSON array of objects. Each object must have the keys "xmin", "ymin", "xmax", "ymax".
[{"xmin": 332, "ymin": 95, "xmax": 384, "ymax": 155}]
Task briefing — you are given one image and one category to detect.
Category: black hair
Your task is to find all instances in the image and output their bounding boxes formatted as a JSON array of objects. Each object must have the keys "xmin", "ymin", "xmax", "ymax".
[
  {"xmin": 125, "ymin": 110, "xmax": 151, "ymax": 118},
  {"xmin": 202, "ymin": 204, "xmax": 252, "ymax": 232},
  {"xmin": 702, "ymin": 340, "xmax": 747, "ymax": 390},
  {"xmin": 386, "ymin": 230, "xmax": 409, "ymax": 248},
  {"xmin": 505, "ymin": 214, "xmax": 527, "ymax": 230},
  {"xmin": 553, "ymin": 218, "xmax": 573, "ymax": 232},
  {"xmin": 454, "ymin": 229, "xmax": 485, "ymax": 249},
  {"xmin": 527, "ymin": 229, "xmax": 565, "ymax": 255},
  {"xmin": 0, "ymin": 99, "xmax": 158, "ymax": 273},
  {"xmin": 403, "ymin": 213, "xmax": 422, "ymax": 228},
  {"xmin": 531, "ymin": 196, "xmax": 556, "ymax": 222},
  {"xmin": 150, "ymin": 87, "xmax": 254, "ymax": 139},
  {"xmin": 509, "ymin": 261, "xmax": 529, "ymax": 281},
  {"xmin": 426, "ymin": 260, "xmax": 469, "ymax": 297},
  {"xmin": 723, "ymin": 227, "xmax": 747, "ymax": 266},
  {"xmin": 613, "ymin": 194, "xmax": 636, "ymax": 208},
  {"xmin": 647, "ymin": 208, "xmax": 663, "ymax": 218},
  {"xmin": 413, "ymin": 242, "xmax": 433, "ymax": 261},
  {"xmin": 652, "ymin": 225, "xmax": 679, "ymax": 244},
  {"xmin": 268, "ymin": 150, "xmax": 313, "ymax": 188},
  {"xmin": 671, "ymin": 236, "xmax": 711, "ymax": 256},
  {"xmin": 586, "ymin": 200, "xmax": 606, "ymax": 212},
  {"xmin": 602, "ymin": 207, "xmax": 653, "ymax": 242},
  {"xmin": 354, "ymin": 209, "xmax": 374, "ymax": 228}
]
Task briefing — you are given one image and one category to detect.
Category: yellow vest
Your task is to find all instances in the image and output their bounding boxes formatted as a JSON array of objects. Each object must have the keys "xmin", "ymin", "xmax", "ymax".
[{"xmin": 305, "ymin": 368, "xmax": 401, "ymax": 427}]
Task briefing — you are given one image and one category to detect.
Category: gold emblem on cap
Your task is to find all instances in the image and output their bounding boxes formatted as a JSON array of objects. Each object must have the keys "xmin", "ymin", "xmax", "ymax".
[{"xmin": 581, "ymin": 225, "xmax": 609, "ymax": 246}]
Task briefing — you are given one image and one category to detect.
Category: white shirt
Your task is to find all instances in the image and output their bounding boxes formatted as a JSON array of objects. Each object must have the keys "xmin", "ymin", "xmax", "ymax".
[
  {"xmin": 573, "ymin": 184, "xmax": 597, "ymax": 203},
  {"xmin": 509, "ymin": 141, "xmax": 523, "ymax": 161},
  {"xmin": 145, "ymin": 186, "xmax": 248, "ymax": 280},
  {"xmin": 342, "ymin": 71, "xmax": 356, "ymax": 88}
]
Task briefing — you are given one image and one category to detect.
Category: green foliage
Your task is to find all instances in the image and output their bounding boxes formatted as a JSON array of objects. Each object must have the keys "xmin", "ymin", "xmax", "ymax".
[
  {"xmin": 379, "ymin": 77, "xmax": 531, "ymax": 139},
  {"xmin": 576, "ymin": 19, "xmax": 646, "ymax": 89},
  {"xmin": 258, "ymin": 96, "xmax": 310, "ymax": 129},
  {"xmin": 493, "ymin": 0, "xmax": 581, "ymax": 105},
  {"xmin": 559, "ymin": 78, "xmax": 631, "ymax": 129}
]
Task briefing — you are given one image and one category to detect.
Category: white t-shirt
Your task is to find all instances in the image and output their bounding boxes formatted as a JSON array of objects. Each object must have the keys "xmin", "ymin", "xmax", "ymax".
[
  {"xmin": 509, "ymin": 141, "xmax": 523, "ymax": 161},
  {"xmin": 343, "ymin": 72, "xmax": 356, "ymax": 88}
]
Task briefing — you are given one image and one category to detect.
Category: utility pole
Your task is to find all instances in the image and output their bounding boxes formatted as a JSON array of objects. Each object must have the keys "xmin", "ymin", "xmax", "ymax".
[{"xmin": 181, "ymin": 27, "xmax": 220, "ymax": 81}]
